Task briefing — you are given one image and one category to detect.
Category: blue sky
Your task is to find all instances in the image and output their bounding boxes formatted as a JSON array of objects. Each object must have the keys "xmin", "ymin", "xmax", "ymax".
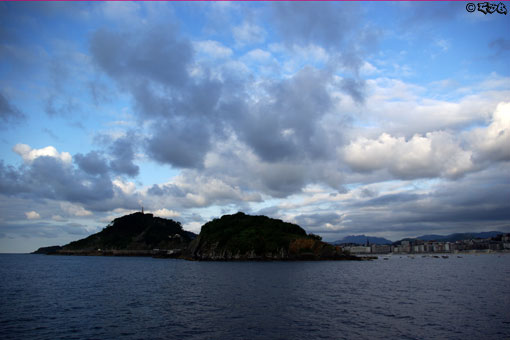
[{"xmin": 1, "ymin": 2, "xmax": 509, "ymax": 253}]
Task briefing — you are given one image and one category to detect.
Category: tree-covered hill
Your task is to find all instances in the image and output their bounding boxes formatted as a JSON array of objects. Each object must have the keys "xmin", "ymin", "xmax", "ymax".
[
  {"xmin": 187, "ymin": 212, "xmax": 362, "ymax": 261},
  {"xmin": 43, "ymin": 212, "xmax": 196, "ymax": 255}
]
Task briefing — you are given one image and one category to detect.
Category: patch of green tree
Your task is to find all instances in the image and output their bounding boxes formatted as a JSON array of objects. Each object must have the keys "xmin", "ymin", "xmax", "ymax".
[
  {"xmin": 63, "ymin": 212, "xmax": 195, "ymax": 251},
  {"xmin": 198, "ymin": 212, "xmax": 308, "ymax": 254}
]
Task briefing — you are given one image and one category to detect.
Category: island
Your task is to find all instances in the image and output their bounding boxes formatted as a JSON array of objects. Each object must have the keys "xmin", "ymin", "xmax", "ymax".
[
  {"xmin": 34, "ymin": 212, "xmax": 196, "ymax": 257},
  {"xmin": 34, "ymin": 211, "xmax": 368, "ymax": 261},
  {"xmin": 187, "ymin": 212, "xmax": 363, "ymax": 261}
]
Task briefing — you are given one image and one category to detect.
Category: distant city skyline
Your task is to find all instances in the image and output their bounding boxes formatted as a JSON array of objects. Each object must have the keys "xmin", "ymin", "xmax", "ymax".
[{"xmin": 1, "ymin": 2, "xmax": 509, "ymax": 252}]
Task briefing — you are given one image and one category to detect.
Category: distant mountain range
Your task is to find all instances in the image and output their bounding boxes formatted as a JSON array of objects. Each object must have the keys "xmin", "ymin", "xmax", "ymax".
[
  {"xmin": 401, "ymin": 231, "xmax": 505, "ymax": 243},
  {"xmin": 331, "ymin": 235, "xmax": 392, "ymax": 245},
  {"xmin": 332, "ymin": 231, "xmax": 507, "ymax": 245}
]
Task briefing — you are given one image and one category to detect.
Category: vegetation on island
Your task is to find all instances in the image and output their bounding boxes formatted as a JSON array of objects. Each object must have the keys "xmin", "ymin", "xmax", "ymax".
[
  {"xmin": 33, "ymin": 211, "xmax": 366, "ymax": 261},
  {"xmin": 33, "ymin": 212, "xmax": 196, "ymax": 256},
  {"xmin": 187, "ymin": 212, "xmax": 362, "ymax": 261}
]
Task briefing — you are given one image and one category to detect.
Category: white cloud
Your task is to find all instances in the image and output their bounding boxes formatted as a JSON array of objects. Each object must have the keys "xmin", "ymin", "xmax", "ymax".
[
  {"xmin": 194, "ymin": 40, "xmax": 233, "ymax": 59},
  {"xmin": 13, "ymin": 144, "xmax": 72, "ymax": 164},
  {"xmin": 51, "ymin": 215, "xmax": 66, "ymax": 222},
  {"xmin": 471, "ymin": 101, "xmax": 510, "ymax": 162},
  {"xmin": 356, "ymin": 77, "xmax": 510, "ymax": 136},
  {"xmin": 183, "ymin": 221, "xmax": 202, "ymax": 234},
  {"xmin": 233, "ymin": 22, "xmax": 266, "ymax": 46},
  {"xmin": 151, "ymin": 208, "xmax": 180, "ymax": 219},
  {"xmin": 25, "ymin": 211, "xmax": 40, "ymax": 220},
  {"xmin": 113, "ymin": 178, "xmax": 136, "ymax": 195},
  {"xmin": 291, "ymin": 44, "xmax": 329, "ymax": 63},
  {"xmin": 344, "ymin": 131, "xmax": 474, "ymax": 179},
  {"xmin": 360, "ymin": 61, "xmax": 379, "ymax": 76},
  {"xmin": 342, "ymin": 101, "xmax": 510, "ymax": 181},
  {"xmin": 242, "ymin": 49, "xmax": 272, "ymax": 63},
  {"xmin": 60, "ymin": 202, "xmax": 93, "ymax": 217}
]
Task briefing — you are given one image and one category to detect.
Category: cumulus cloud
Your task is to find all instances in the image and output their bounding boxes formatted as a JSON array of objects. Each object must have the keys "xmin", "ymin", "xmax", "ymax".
[
  {"xmin": 113, "ymin": 178, "xmax": 136, "ymax": 195},
  {"xmin": 242, "ymin": 49, "xmax": 273, "ymax": 63},
  {"xmin": 90, "ymin": 25, "xmax": 230, "ymax": 169},
  {"xmin": 1, "ymin": 145, "xmax": 114, "ymax": 206},
  {"xmin": 194, "ymin": 40, "xmax": 233, "ymax": 59},
  {"xmin": 90, "ymin": 26, "xmax": 192, "ymax": 95},
  {"xmin": 51, "ymin": 215, "xmax": 66, "ymax": 222},
  {"xmin": 344, "ymin": 131, "xmax": 474, "ymax": 179},
  {"xmin": 25, "ymin": 211, "xmax": 41, "ymax": 220},
  {"xmin": 146, "ymin": 117, "xmax": 212, "ymax": 168},
  {"xmin": 344, "ymin": 101, "xmax": 509, "ymax": 180},
  {"xmin": 13, "ymin": 144, "xmax": 72, "ymax": 164},
  {"xmin": 60, "ymin": 202, "xmax": 92, "ymax": 217},
  {"xmin": 88, "ymin": 14, "xmax": 379, "ymax": 172},
  {"xmin": 233, "ymin": 21, "xmax": 266, "ymax": 46},
  {"xmin": 238, "ymin": 66, "xmax": 336, "ymax": 162},
  {"xmin": 146, "ymin": 171, "xmax": 262, "ymax": 209},
  {"xmin": 293, "ymin": 212, "xmax": 345, "ymax": 231},
  {"xmin": 470, "ymin": 102, "xmax": 510, "ymax": 163},
  {"xmin": 74, "ymin": 151, "xmax": 109, "ymax": 175},
  {"xmin": 108, "ymin": 133, "xmax": 139, "ymax": 177},
  {"xmin": 151, "ymin": 208, "xmax": 180, "ymax": 219}
]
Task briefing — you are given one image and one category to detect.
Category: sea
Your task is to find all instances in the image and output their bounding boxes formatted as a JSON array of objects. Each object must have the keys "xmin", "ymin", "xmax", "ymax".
[{"xmin": 0, "ymin": 254, "xmax": 509, "ymax": 340}]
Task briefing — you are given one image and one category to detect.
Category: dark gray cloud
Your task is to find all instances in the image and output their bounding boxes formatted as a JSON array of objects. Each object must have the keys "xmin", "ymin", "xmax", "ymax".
[
  {"xmin": 90, "ymin": 26, "xmax": 224, "ymax": 169},
  {"xmin": 109, "ymin": 134, "xmax": 139, "ymax": 177},
  {"xmin": 0, "ymin": 92, "xmax": 25, "ymax": 126},
  {"xmin": 0, "ymin": 161, "xmax": 24, "ymax": 195},
  {"xmin": 271, "ymin": 2, "xmax": 379, "ymax": 80},
  {"xmin": 257, "ymin": 163, "xmax": 308, "ymax": 197},
  {"xmin": 89, "ymin": 15, "xmax": 364, "ymax": 171},
  {"xmin": 0, "ymin": 157, "xmax": 114, "ymax": 204},
  {"xmin": 90, "ymin": 26, "xmax": 192, "ymax": 91},
  {"xmin": 331, "ymin": 164, "xmax": 510, "ymax": 238},
  {"xmin": 148, "ymin": 183, "xmax": 186, "ymax": 197},
  {"xmin": 146, "ymin": 117, "xmax": 212, "ymax": 168},
  {"xmin": 240, "ymin": 67, "xmax": 335, "ymax": 162},
  {"xmin": 0, "ymin": 155, "xmax": 144, "ymax": 215},
  {"xmin": 340, "ymin": 78, "xmax": 366, "ymax": 103},
  {"xmin": 136, "ymin": 76, "xmax": 235, "ymax": 167},
  {"xmin": 74, "ymin": 151, "xmax": 109, "ymax": 176}
]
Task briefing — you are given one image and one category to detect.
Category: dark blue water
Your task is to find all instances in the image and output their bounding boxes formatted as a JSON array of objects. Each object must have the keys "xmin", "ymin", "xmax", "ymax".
[{"xmin": 1, "ymin": 254, "xmax": 509, "ymax": 340}]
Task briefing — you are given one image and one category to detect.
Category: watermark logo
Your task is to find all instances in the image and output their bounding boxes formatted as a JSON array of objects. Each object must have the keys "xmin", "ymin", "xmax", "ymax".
[{"xmin": 466, "ymin": 2, "xmax": 507, "ymax": 15}]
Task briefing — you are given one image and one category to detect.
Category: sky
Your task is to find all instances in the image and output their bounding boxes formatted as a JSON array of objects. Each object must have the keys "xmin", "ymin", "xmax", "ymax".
[{"xmin": 1, "ymin": 2, "xmax": 509, "ymax": 253}]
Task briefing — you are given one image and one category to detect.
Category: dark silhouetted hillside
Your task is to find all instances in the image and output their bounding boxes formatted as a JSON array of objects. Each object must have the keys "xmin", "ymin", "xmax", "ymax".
[{"xmin": 187, "ymin": 212, "xmax": 363, "ymax": 261}]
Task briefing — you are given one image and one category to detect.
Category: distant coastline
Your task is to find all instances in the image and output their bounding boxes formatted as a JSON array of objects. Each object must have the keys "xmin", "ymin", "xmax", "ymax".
[{"xmin": 335, "ymin": 232, "xmax": 510, "ymax": 255}]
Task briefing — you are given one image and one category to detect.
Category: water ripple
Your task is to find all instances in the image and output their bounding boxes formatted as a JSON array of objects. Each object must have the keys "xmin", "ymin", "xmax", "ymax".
[{"xmin": 0, "ymin": 254, "xmax": 509, "ymax": 339}]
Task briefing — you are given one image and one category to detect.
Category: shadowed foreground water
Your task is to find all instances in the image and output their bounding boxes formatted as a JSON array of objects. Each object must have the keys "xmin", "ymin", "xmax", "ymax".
[{"xmin": 1, "ymin": 254, "xmax": 509, "ymax": 339}]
